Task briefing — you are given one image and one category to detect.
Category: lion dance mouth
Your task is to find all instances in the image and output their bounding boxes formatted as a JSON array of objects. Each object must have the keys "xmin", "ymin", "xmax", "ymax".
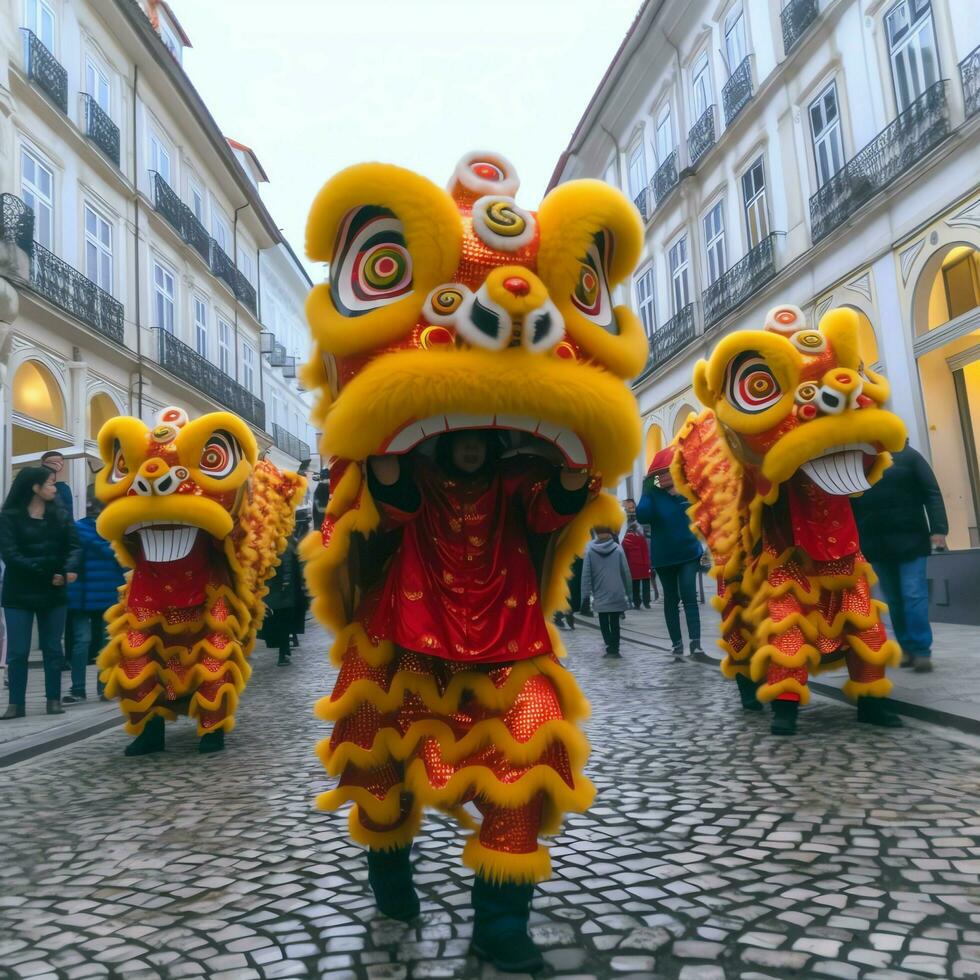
[{"xmin": 301, "ymin": 151, "xmax": 645, "ymax": 890}]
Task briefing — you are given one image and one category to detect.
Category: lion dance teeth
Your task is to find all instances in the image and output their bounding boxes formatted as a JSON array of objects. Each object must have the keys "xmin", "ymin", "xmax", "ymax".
[{"xmin": 94, "ymin": 408, "xmax": 305, "ymax": 737}]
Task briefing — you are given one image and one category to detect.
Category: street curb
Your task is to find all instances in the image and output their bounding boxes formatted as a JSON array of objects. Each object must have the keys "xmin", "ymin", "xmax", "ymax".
[
  {"xmin": 570, "ymin": 617, "xmax": 980, "ymax": 738},
  {"xmin": 0, "ymin": 712, "xmax": 122, "ymax": 768}
]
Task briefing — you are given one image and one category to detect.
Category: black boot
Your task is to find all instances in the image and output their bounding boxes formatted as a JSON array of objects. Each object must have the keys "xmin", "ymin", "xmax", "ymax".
[
  {"xmin": 367, "ymin": 846, "xmax": 419, "ymax": 921},
  {"xmin": 857, "ymin": 696, "xmax": 903, "ymax": 727},
  {"xmin": 736, "ymin": 673, "xmax": 763, "ymax": 711},
  {"xmin": 1, "ymin": 704, "xmax": 26, "ymax": 720},
  {"xmin": 770, "ymin": 699, "xmax": 798, "ymax": 736},
  {"xmin": 470, "ymin": 876, "xmax": 544, "ymax": 973},
  {"xmin": 567, "ymin": 614, "xmax": 575, "ymax": 631},
  {"xmin": 124, "ymin": 715, "xmax": 165, "ymax": 756},
  {"xmin": 46, "ymin": 700, "xmax": 64, "ymax": 715},
  {"xmin": 199, "ymin": 729, "xmax": 226, "ymax": 753}
]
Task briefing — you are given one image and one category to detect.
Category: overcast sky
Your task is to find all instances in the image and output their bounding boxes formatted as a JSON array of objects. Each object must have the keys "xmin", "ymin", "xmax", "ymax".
[{"xmin": 176, "ymin": 0, "xmax": 641, "ymax": 276}]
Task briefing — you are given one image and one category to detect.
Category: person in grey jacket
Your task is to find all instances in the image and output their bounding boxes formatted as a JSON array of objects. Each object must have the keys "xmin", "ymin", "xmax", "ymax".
[{"xmin": 581, "ymin": 527, "xmax": 631, "ymax": 658}]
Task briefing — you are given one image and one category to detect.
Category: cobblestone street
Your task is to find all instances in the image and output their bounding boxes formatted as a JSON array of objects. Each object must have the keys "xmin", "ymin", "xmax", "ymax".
[{"xmin": 2, "ymin": 622, "xmax": 980, "ymax": 980}]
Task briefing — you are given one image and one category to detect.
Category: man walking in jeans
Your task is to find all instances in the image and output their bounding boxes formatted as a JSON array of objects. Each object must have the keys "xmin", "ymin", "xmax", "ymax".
[{"xmin": 852, "ymin": 441, "xmax": 948, "ymax": 673}]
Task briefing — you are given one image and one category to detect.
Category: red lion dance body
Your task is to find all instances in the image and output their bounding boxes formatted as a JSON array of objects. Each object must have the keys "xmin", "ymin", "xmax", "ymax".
[{"xmin": 301, "ymin": 152, "xmax": 646, "ymax": 970}]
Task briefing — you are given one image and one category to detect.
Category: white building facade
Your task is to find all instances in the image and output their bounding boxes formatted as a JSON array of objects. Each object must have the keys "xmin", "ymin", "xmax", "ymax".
[
  {"xmin": 0, "ymin": 0, "xmax": 313, "ymax": 516},
  {"xmin": 551, "ymin": 0, "xmax": 980, "ymax": 613}
]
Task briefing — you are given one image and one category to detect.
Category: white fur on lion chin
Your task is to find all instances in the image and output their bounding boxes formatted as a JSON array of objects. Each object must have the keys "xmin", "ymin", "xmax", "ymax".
[{"xmin": 382, "ymin": 414, "xmax": 590, "ymax": 467}]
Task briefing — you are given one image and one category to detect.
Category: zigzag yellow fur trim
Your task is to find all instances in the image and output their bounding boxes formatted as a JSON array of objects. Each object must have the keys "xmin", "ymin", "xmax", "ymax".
[
  {"xmin": 348, "ymin": 805, "xmax": 422, "ymax": 852},
  {"xmin": 755, "ymin": 679, "xmax": 811, "ymax": 704},
  {"xmin": 842, "ymin": 677, "xmax": 893, "ymax": 700},
  {"xmin": 462, "ymin": 837, "xmax": 552, "ymax": 884}
]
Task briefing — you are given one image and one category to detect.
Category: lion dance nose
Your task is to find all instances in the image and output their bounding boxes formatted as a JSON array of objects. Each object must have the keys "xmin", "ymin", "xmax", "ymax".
[{"xmin": 502, "ymin": 276, "xmax": 530, "ymax": 297}]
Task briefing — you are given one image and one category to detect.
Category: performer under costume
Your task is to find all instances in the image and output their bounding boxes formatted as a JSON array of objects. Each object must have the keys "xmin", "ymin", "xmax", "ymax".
[
  {"xmin": 94, "ymin": 407, "xmax": 305, "ymax": 755},
  {"xmin": 301, "ymin": 152, "xmax": 646, "ymax": 972},
  {"xmin": 655, "ymin": 304, "xmax": 907, "ymax": 736}
]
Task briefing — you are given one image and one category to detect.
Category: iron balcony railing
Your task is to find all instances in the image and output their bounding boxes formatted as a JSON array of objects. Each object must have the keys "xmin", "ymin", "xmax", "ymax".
[
  {"xmin": 632, "ymin": 187, "xmax": 649, "ymax": 222},
  {"xmin": 155, "ymin": 328, "xmax": 265, "ymax": 428},
  {"xmin": 209, "ymin": 241, "xmax": 237, "ymax": 294},
  {"xmin": 30, "ymin": 242, "xmax": 124, "ymax": 345},
  {"xmin": 272, "ymin": 423, "xmax": 311, "ymax": 462},
  {"xmin": 22, "ymin": 29, "xmax": 67, "ymax": 114},
  {"xmin": 809, "ymin": 80, "xmax": 950, "ymax": 243},
  {"xmin": 723, "ymin": 56, "xmax": 754, "ymax": 126},
  {"xmin": 650, "ymin": 303, "xmax": 697, "ymax": 368},
  {"xmin": 1, "ymin": 193, "xmax": 35, "ymax": 253},
  {"xmin": 781, "ymin": 0, "xmax": 819, "ymax": 56},
  {"xmin": 651, "ymin": 149, "xmax": 679, "ymax": 208},
  {"xmin": 269, "ymin": 341, "xmax": 287, "ymax": 367},
  {"xmin": 688, "ymin": 106, "xmax": 716, "ymax": 169},
  {"xmin": 179, "ymin": 204, "xmax": 211, "ymax": 263},
  {"xmin": 234, "ymin": 269, "xmax": 257, "ymax": 315},
  {"xmin": 703, "ymin": 233, "xmax": 777, "ymax": 328},
  {"xmin": 81, "ymin": 94, "xmax": 120, "ymax": 167},
  {"xmin": 150, "ymin": 170, "xmax": 183, "ymax": 235},
  {"xmin": 960, "ymin": 45, "xmax": 980, "ymax": 120}
]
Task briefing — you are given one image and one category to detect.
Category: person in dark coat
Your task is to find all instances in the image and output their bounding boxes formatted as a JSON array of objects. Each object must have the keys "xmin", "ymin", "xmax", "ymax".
[
  {"xmin": 0, "ymin": 467, "xmax": 81, "ymax": 718},
  {"xmin": 63, "ymin": 497, "xmax": 125, "ymax": 703},
  {"xmin": 852, "ymin": 442, "xmax": 948, "ymax": 672},
  {"xmin": 260, "ymin": 533, "xmax": 305, "ymax": 665},
  {"xmin": 638, "ymin": 448, "xmax": 705, "ymax": 659},
  {"xmin": 554, "ymin": 556, "xmax": 583, "ymax": 630},
  {"xmin": 41, "ymin": 450, "xmax": 74, "ymax": 517},
  {"xmin": 622, "ymin": 517, "xmax": 652, "ymax": 609}
]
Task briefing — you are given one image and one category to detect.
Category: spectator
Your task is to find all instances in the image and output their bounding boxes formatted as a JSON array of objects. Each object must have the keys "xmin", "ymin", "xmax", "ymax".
[
  {"xmin": 852, "ymin": 441, "xmax": 948, "ymax": 673},
  {"xmin": 622, "ymin": 518, "xmax": 653, "ymax": 609},
  {"xmin": 41, "ymin": 450, "xmax": 74, "ymax": 517},
  {"xmin": 0, "ymin": 467, "xmax": 81, "ymax": 719},
  {"xmin": 63, "ymin": 496, "xmax": 125, "ymax": 704},
  {"xmin": 260, "ymin": 531, "xmax": 305, "ymax": 666},
  {"xmin": 581, "ymin": 526, "xmax": 631, "ymax": 659},
  {"xmin": 638, "ymin": 448, "xmax": 705, "ymax": 659}
]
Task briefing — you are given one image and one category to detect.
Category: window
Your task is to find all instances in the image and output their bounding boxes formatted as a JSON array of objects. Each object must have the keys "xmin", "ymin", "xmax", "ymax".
[
  {"xmin": 237, "ymin": 246, "xmax": 254, "ymax": 284},
  {"xmin": 886, "ymin": 0, "xmax": 939, "ymax": 112},
  {"xmin": 218, "ymin": 318, "xmax": 232, "ymax": 374},
  {"xmin": 194, "ymin": 296, "xmax": 208, "ymax": 358},
  {"xmin": 213, "ymin": 214, "xmax": 230, "ymax": 254},
  {"xmin": 809, "ymin": 83, "xmax": 845, "ymax": 188},
  {"xmin": 703, "ymin": 202, "xmax": 727, "ymax": 285},
  {"xmin": 942, "ymin": 252, "xmax": 980, "ymax": 321},
  {"xmin": 190, "ymin": 180, "xmax": 205, "ymax": 223},
  {"xmin": 84, "ymin": 204, "xmax": 112, "ymax": 292},
  {"xmin": 741, "ymin": 157, "xmax": 769, "ymax": 249},
  {"xmin": 655, "ymin": 105, "xmax": 673, "ymax": 163},
  {"xmin": 24, "ymin": 0, "xmax": 55, "ymax": 51},
  {"xmin": 85, "ymin": 56, "xmax": 110, "ymax": 113},
  {"xmin": 724, "ymin": 4, "xmax": 748, "ymax": 74},
  {"xmin": 149, "ymin": 131, "xmax": 171, "ymax": 185},
  {"xmin": 20, "ymin": 146, "xmax": 54, "ymax": 250},
  {"xmin": 627, "ymin": 143, "xmax": 647, "ymax": 200},
  {"xmin": 271, "ymin": 391, "xmax": 282, "ymax": 428},
  {"xmin": 158, "ymin": 12, "xmax": 183, "ymax": 63},
  {"xmin": 152, "ymin": 260, "xmax": 175, "ymax": 334},
  {"xmin": 242, "ymin": 342, "xmax": 255, "ymax": 392},
  {"xmin": 668, "ymin": 236, "xmax": 690, "ymax": 315},
  {"xmin": 692, "ymin": 52, "xmax": 712, "ymax": 119},
  {"xmin": 634, "ymin": 266, "xmax": 656, "ymax": 338}
]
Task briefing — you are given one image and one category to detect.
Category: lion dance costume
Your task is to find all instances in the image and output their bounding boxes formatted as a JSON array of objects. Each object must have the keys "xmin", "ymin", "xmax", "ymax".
[
  {"xmin": 301, "ymin": 152, "xmax": 644, "ymax": 970},
  {"xmin": 95, "ymin": 407, "xmax": 305, "ymax": 755},
  {"xmin": 653, "ymin": 304, "xmax": 907, "ymax": 736}
]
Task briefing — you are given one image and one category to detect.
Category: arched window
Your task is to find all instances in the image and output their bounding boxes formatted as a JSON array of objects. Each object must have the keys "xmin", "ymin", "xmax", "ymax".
[
  {"xmin": 12, "ymin": 360, "xmax": 65, "ymax": 428},
  {"xmin": 644, "ymin": 423, "xmax": 664, "ymax": 469},
  {"xmin": 673, "ymin": 403, "xmax": 697, "ymax": 436},
  {"xmin": 88, "ymin": 392, "xmax": 119, "ymax": 440}
]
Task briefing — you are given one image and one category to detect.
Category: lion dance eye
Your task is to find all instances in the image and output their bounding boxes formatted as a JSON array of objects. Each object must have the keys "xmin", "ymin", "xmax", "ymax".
[
  {"xmin": 471, "ymin": 196, "xmax": 536, "ymax": 251},
  {"xmin": 791, "ymin": 330, "xmax": 827, "ymax": 354},
  {"xmin": 199, "ymin": 431, "xmax": 241, "ymax": 479},
  {"xmin": 423, "ymin": 284, "xmax": 471, "ymax": 325},
  {"xmin": 765, "ymin": 304, "xmax": 806, "ymax": 335},
  {"xmin": 796, "ymin": 382, "xmax": 818, "ymax": 403},
  {"xmin": 331, "ymin": 206, "xmax": 413, "ymax": 317},
  {"xmin": 726, "ymin": 351, "xmax": 783, "ymax": 413},
  {"xmin": 569, "ymin": 231, "xmax": 616, "ymax": 334},
  {"xmin": 108, "ymin": 441, "xmax": 129, "ymax": 483}
]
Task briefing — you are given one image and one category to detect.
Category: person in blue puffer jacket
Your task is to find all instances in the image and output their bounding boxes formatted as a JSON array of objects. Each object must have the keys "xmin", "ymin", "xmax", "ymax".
[
  {"xmin": 637, "ymin": 447, "xmax": 705, "ymax": 659},
  {"xmin": 63, "ymin": 496, "xmax": 125, "ymax": 703}
]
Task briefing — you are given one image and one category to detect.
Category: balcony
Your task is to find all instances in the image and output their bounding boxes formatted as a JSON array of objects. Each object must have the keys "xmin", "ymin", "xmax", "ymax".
[
  {"xmin": 722, "ymin": 56, "xmax": 753, "ymax": 126},
  {"xmin": 688, "ymin": 106, "xmax": 716, "ymax": 169},
  {"xmin": 781, "ymin": 0, "xmax": 819, "ymax": 56},
  {"xmin": 650, "ymin": 303, "xmax": 697, "ymax": 369},
  {"xmin": 234, "ymin": 269, "xmax": 257, "ymax": 315},
  {"xmin": 272, "ymin": 423, "xmax": 311, "ymax": 462},
  {"xmin": 632, "ymin": 187, "xmax": 649, "ymax": 222},
  {"xmin": 961, "ymin": 45, "xmax": 980, "ymax": 120},
  {"xmin": 81, "ymin": 94, "xmax": 120, "ymax": 167},
  {"xmin": 651, "ymin": 149, "xmax": 679, "ymax": 208},
  {"xmin": 209, "ymin": 240, "xmax": 237, "ymax": 294},
  {"xmin": 22, "ymin": 29, "xmax": 67, "ymax": 114},
  {"xmin": 1, "ymin": 193, "xmax": 35, "ymax": 254},
  {"xmin": 179, "ymin": 204, "xmax": 211, "ymax": 263},
  {"xmin": 703, "ymin": 233, "xmax": 777, "ymax": 328},
  {"xmin": 809, "ymin": 80, "xmax": 950, "ymax": 243},
  {"xmin": 30, "ymin": 243, "xmax": 124, "ymax": 345},
  {"xmin": 150, "ymin": 170, "xmax": 183, "ymax": 235},
  {"xmin": 155, "ymin": 328, "xmax": 265, "ymax": 428}
]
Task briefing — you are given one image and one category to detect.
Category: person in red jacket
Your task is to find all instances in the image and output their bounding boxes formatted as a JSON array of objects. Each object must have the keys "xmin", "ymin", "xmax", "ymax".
[{"xmin": 622, "ymin": 509, "xmax": 652, "ymax": 609}]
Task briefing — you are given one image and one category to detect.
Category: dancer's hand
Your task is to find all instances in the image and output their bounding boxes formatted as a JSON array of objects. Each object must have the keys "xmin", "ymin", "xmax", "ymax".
[
  {"xmin": 368, "ymin": 455, "xmax": 400, "ymax": 486},
  {"xmin": 560, "ymin": 469, "xmax": 589, "ymax": 491}
]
